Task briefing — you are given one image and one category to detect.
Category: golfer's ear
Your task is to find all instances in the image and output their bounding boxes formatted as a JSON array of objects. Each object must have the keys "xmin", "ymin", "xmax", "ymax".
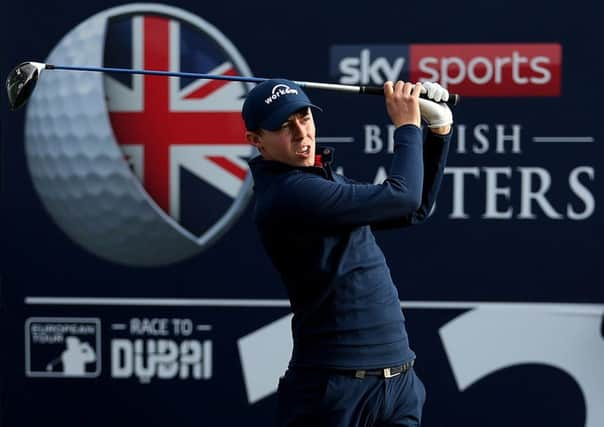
[{"xmin": 246, "ymin": 131, "xmax": 261, "ymax": 147}]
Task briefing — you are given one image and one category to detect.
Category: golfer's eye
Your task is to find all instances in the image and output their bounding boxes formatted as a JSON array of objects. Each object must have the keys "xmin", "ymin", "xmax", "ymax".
[{"xmin": 297, "ymin": 108, "xmax": 310, "ymax": 119}]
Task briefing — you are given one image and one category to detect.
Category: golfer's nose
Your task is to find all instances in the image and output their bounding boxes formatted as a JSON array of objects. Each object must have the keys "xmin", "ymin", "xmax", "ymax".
[{"xmin": 291, "ymin": 118, "xmax": 305, "ymax": 138}]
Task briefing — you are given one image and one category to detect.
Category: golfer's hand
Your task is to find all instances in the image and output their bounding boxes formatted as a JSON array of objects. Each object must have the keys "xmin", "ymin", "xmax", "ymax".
[
  {"xmin": 384, "ymin": 81, "xmax": 422, "ymax": 129},
  {"xmin": 418, "ymin": 81, "xmax": 452, "ymax": 135}
]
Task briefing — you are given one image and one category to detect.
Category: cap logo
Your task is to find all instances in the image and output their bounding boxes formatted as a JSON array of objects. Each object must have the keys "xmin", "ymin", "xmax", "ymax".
[{"xmin": 264, "ymin": 84, "xmax": 299, "ymax": 104}]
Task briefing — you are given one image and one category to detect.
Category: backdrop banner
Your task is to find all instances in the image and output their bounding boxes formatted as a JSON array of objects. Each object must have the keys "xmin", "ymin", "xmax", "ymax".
[{"xmin": 1, "ymin": 2, "xmax": 602, "ymax": 426}]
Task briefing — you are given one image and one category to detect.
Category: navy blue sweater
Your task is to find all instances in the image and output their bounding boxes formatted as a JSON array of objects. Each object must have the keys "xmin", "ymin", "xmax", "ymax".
[{"xmin": 249, "ymin": 125, "xmax": 451, "ymax": 369}]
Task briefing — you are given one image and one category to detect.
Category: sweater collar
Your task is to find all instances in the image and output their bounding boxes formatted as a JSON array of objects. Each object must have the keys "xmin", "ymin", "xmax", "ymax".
[
  {"xmin": 248, "ymin": 146, "xmax": 335, "ymax": 185},
  {"xmin": 249, "ymin": 146, "xmax": 334, "ymax": 172}
]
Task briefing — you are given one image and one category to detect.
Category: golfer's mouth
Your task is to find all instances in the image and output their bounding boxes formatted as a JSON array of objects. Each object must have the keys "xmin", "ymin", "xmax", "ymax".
[{"xmin": 295, "ymin": 145, "xmax": 311, "ymax": 156}]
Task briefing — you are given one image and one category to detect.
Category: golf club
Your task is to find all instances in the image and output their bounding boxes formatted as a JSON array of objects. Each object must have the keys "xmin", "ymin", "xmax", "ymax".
[{"xmin": 6, "ymin": 61, "xmax": 460, "ymax": 111}]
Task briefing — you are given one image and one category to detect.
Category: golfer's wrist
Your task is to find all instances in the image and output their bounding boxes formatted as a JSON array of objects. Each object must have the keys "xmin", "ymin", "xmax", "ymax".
[{"xmin": 429, "ymin": 124, "xmax": 451, "ymax": 135}]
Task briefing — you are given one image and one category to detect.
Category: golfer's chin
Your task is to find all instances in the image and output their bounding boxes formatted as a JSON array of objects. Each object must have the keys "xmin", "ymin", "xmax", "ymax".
[
  {"xmin": 292, "ymin": 148, "xmax": 316, "ymax": 167},
  {"xmin": 270, "ymin": 148, "xmax": 316, "ymax": 167}
]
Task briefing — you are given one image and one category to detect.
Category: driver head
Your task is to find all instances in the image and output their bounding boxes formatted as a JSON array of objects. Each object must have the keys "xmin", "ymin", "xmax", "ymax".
[{"xmin": 6, "ymin": 62, "xmax": 45, "ymax": 110}]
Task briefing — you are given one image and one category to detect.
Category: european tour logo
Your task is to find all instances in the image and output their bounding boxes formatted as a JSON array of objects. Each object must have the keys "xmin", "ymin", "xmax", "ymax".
[{"xmin": 25, "ymin": 318, "xmax": 101, "ymax": 378}]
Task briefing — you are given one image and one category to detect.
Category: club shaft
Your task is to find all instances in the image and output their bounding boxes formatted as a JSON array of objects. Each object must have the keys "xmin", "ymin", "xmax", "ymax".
[
  {"xmin": 46, "ymin": 64, "xmax": 459, "ymax": 106},
  {"xmin": 48, "ymin": 64, "xmax": 268, "ymax": 83},
  {"xmin": 50, "ymin": 64, "xmax": 362, "ymax": 94}
]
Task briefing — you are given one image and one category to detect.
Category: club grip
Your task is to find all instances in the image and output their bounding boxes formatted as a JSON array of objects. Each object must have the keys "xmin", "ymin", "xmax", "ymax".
[{"xmin": 360, "ymin": 85, "xmax": 459, "ymax": 107}]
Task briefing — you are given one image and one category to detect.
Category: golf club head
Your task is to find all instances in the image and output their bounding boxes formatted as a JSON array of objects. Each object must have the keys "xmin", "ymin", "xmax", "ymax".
[{"xmin": 6, "ymin": 61, "xmax": 45, "ymax": 110}]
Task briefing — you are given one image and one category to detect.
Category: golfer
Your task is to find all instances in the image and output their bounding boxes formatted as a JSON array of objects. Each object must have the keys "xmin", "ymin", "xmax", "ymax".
[{"xmin": 243, "ymin": 78, "xmax": 452, "ymax": 426}]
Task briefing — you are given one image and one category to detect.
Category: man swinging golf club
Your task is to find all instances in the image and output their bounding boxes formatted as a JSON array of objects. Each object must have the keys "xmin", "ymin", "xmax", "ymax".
[{"xmin": 243, "ymin": 78, "xmax": 452, "ymax": 427}]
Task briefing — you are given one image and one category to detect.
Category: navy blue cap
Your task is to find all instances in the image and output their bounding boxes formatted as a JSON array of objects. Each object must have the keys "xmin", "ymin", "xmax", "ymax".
[{"xmin": 242, "ymin": 79, "xmax": 322, "ymax": 131}]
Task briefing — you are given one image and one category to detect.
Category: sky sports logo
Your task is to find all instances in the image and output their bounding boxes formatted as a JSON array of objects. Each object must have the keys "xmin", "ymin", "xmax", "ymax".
[{"xmin": 329, "ymin": 44, "xmax": 561, "ymax": 96}]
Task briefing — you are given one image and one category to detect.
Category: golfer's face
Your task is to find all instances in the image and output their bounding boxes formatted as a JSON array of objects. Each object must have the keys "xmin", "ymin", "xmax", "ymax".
[{"xmin": 256, "ymin": 108, "xmax": 316, "ymax": 167}]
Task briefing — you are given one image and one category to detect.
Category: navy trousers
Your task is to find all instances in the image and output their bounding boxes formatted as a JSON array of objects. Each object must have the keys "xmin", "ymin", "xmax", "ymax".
[{"xmin": 276, "ymin": 366, "xmax": 426, "ymax": 427}]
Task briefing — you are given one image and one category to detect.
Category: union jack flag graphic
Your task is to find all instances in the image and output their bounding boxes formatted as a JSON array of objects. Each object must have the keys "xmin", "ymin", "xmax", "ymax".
[{"xmin": 103, "ymin": 13, "xmax": 253, "ymax": 236}]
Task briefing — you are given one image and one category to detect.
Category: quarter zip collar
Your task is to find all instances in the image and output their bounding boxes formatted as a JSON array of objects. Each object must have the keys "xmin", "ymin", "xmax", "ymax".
[{"xmin": 249, "ymin": 146, "xmax": 336, "ymax": 185}]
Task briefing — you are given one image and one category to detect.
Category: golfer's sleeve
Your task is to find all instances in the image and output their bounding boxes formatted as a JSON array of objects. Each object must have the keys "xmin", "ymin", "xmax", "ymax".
[
  {"xmin": 416, "ymin": 129, "xmax": 451, "ymax": 219},
  {"xmin": 273, "ymin": 125, "xmax": 424, "ymax": 227},
  {"xmin": 372, "ymin": 129, "xmax": 451, "ymax": 229}
]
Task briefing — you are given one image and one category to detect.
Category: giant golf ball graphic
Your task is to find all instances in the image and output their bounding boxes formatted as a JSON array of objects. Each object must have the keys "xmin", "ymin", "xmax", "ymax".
[{"xmin": 24, "ymin": 4, "xmax": 254, "ymax": 266}]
